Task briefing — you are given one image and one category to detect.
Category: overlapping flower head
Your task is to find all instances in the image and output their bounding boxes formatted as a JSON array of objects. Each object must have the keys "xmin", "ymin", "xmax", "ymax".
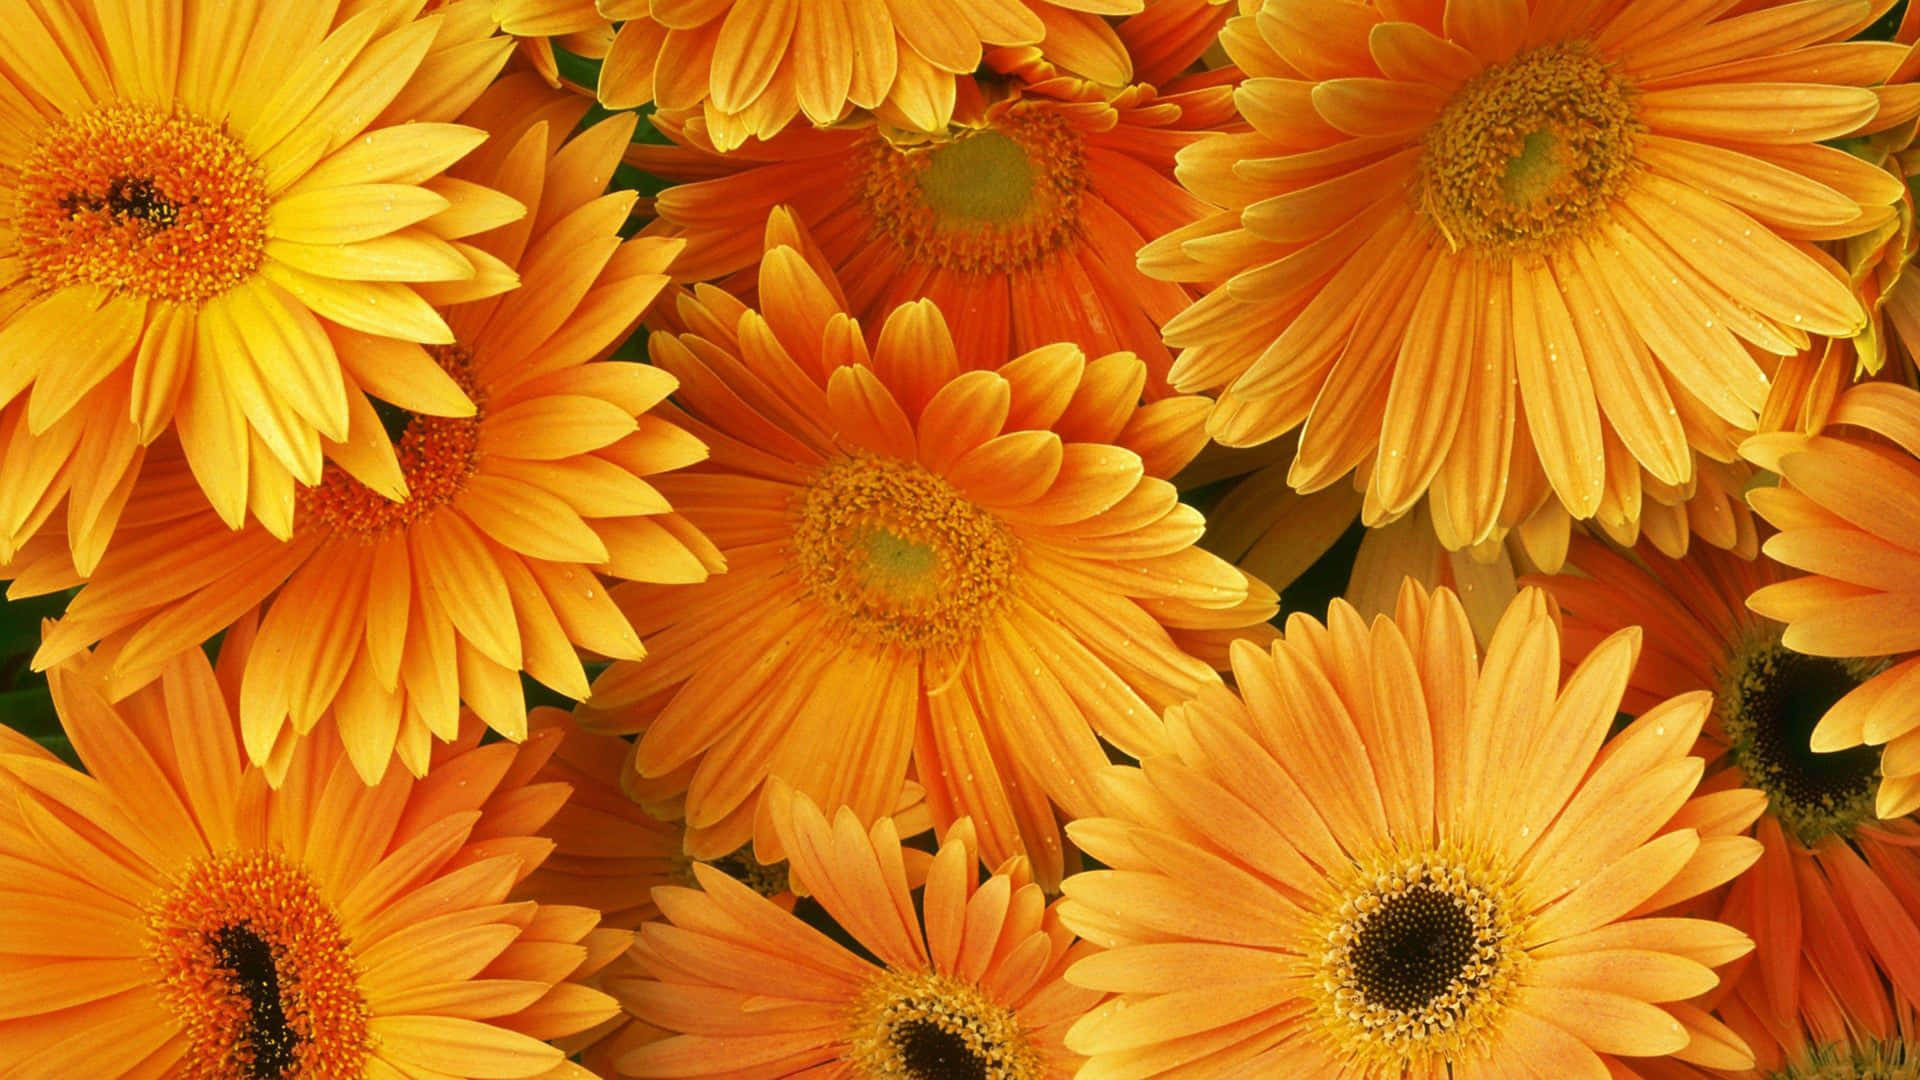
[
  {"xmin": 628, "ymin": 2, "xmax": 1238, "ymax": 388},
  {"xmin": 1150, "ymin": 0, "xmax": 1910, "ymax": 560},
  {"xmin": 1059, "ymin": 583, "xmax": 1762, "ymax": 1077},
  {"xmin": 1741, "ymin": 381, "xmax": 1920, "ymax": 823},
  {"xmin": 0, "ymin": 0, "xmax": 521, "ymax": 571},
  {"xmin": 613, "ymin": 782, "xmax": 1103, "ymax": 1078},
  {"xmin": 490, "ymin": 0, "xmax": 1231, "ymax": 149},
  {"xmin": 579, "ymin": 208, "xmax": 1277, "ymax": 888},
  {"xmin": 514, "ymin": 714, "xmax": 947, "ymax": 1076},
  {"xmin": 1537, "ymin": 537, "xmax": 1920, "ymax": 1060},
  {"xmin": 1671, "ymin": 972, "xmax": 1920, "ymax": 1079},
  {"xmin": 0, "ymin": 634, "xmax": 624, "ymax": 1078},
  {"xmin": 6, "ymin": 88, "xmax": 716, "ymax": 783},
  {"xmin": 1756, "ymin": 5, "xmax": 1920, "ymax": 443}
]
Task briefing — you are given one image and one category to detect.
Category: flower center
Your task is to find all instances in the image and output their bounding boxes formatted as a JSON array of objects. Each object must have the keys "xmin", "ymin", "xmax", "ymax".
[
  {"xmin": 845, "ymin": 970, "xmax": 1042, "ymax": 1080},
  {"xmin": 147, "ymin": 850, "xmax": 368, "ymax": 1079},
  {"xmin": 296, "ymin": 345, "xmax": 484, "ymax": 541},
  {"xmin": 790, "ymin": 454, "xmax": 1017, "ymax": 651},
  {"xmin": 671, "ymin": 844, "xmax": 791, "ymax": 898},
  {"xmin": 1721, "ymin": 639, "xmax": 1879, "ymax": 846},
  {"xmin": 1314, "ymin": 854, "xmax": 1521, "ymax": 1068},
  {"xmin": 15, "ymin": 103, "xmax": 269, "ymax": 303},
  {"xmin": 1772, "ymin": 1038, "xmax": 1919, "ymax": 1078},
  {"xmin": 1419, "ymin": 40, "xmax": 1640, "ymax": 258},
  {"xmin": 861, "ymin": 108, "xmax": 1086, "ymax": 274}
]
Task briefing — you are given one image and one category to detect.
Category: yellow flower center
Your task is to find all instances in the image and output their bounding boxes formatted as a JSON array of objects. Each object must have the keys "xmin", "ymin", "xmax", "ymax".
[
  {"xmin": 15, "ymin": 103, "xmax": 269, "ymax": 302},
  {"xmin": 1419, "ymin": 41, "xmax": 1640, "ymax": 258},
  {"xmin": 862, "ymin": 108, "xmax": 1086, "ymax": 274},
  {"xmin": 845, "ymin": 969, "xmax": 1043, "ymax": 1080},
  {"xmin": 296, "ymin": 345, "xmax": 484, "ymax": 541},
  {"xmin": 147, "ymin": 850, "xmax": 369, "ymax": 1079},
  {"xmin": 791, "ymin": 454, "xmax": 1017, "ymax": 651},
  {"xmin": 1312, "ymin": 852, "xmax": 1523, "ymax": 1070},
  {"xmin": 1720, "ymin": 637, "xmax": 1879, "ymax": 846}
]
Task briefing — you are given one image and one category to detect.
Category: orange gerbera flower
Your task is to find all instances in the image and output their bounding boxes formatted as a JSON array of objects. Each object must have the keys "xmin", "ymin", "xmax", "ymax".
[
  {"xmin": 0, "ymin": 641, "xmax": 625, "ymax": 1077},
  {"xmin": 8, "ymin": 111, "xmax": 714, "ymax": 783},
  {"xmin": 1742, "ymin": 381, "xmax": 1920, "ymax": 822},
  {"xmin": 581, "ymin": 210, "xmax": 1275, "ymax": 888},
  {"xmin": 0, "ymin": 0, "xmax": 518, "ymax": 569},
  {"xmin": 518, "ymin": 717, "xmax": 942, "ymax": 1077},
  {"xmin": 629, "ymin": 32, "xmax": 1235, "ymax": 388},
  {"xmin": 1060, "ymin": 584, "xmax": 1761, "ymax": 1077},
  {"xmin": 492, "ymin": 0, "xmax": 1212, "ymax": 150},
  {"xmin": 1152, "ymin": 0, "xmax": 1908, "ymax": 554},
  {"xmin": 614, "ymin": 783, "xmax": 1104, "ymax": 1078},
  {"xmin": 1538, "ymin": 536, "xmax": 1920, "ymax": 1057}
]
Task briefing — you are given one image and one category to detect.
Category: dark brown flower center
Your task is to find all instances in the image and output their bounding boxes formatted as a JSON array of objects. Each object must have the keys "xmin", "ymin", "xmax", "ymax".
[
  {"xmin": 1723, "ymin": 642, "xmax": 1878, "ymax": 844},
  {"xmin": 894, "ymin": 1017, "xmax": 990, "ymax": 1080},
  {"xmin": 1348, "ymin": 884, "xmax": 1481, "ymax": 1013}
]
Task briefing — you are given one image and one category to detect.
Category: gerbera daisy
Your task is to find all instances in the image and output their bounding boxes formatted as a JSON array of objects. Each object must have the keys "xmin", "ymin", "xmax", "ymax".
[
  {"xmin": 629, "ymin": 27, "xmax": 1236, "ymax": 388},
  {"xmin": 1152, "ymin": 0, "xmax": 1907, "ymax": 552},
  {"xmin": 1742, "ymin": 380, "xmax": 1920, "ymax": 822},
  {"xmin": 0, "ymin": 0, "xmax": 519, "ymax": 567},
  {"xmin": 1537, "ymin": 536, "xmax": 1920, "ymax": 1054},
  {"xmin": 1060, "ymin": 583, "xmax": 1762, "ymax": 1077},
  {"xmin": 613, "ymin": 782, "xmax": 1104, "ymax": 1078},
  {"xmin": 0, "ymin": 640, "xmax": 626, "ymax": 1077},
  {"xmin": 10, "ymin": 110, "xmax": 716, "ymax": 783},
  {"xmin": 517, "ymin": 709, "xmax": 938, "ymax": 930},
  {"xmin": 580, "ymin": 209, "xmax": 1276, "ymax": 888},
  {"xmin": 517, "ymin": 717, "xmax": 942, "ymax": 1077},
  {"xmin": 492, "ymin": 0, "xmax": 1201, "ymax": 150}
]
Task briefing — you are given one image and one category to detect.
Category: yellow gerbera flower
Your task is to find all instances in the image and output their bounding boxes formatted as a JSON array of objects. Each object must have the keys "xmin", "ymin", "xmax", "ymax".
[
  {"xmin": 1060, "ymin": 584, "xmax": 1761, "ymax": 1077},
  {"xmin": 8, "ymin": 106, "xmax": 713, "ymax": 783},
  {"xmin": 1152, "ymin": 0, "xmax": 1906, "ymax": 554},
  {"xmin": 492, "ymin": 0, "xmax": 1199, "ymax": 150},
  {"xmin": 0, "ymin": 0, "xmax": 519, "ymax": 569},
  {"xmin": 582, "ymin": 209, "xmax": 1275, "ymax": 888},
  {"xmin": 0, "ymin": 644, "xmax": 624, "ymax": 1077}
]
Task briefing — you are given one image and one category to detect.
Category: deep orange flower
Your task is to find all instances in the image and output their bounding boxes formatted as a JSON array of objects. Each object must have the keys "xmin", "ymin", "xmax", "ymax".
[
  {"xmin": 614, "ymin": 783, "xmax": 1103, "ymax": 1077},
  {"xmin": 0, "ymin": 0, "xmax": 517, "ymax": 569},
  {"xmin": 1153, "ymin": 0, "xmax": 1907, "ymax": 554},
  {"xmin": 1539, "ymin": 536, "xmax": 1920, "ymax": 1065},
  {"xmin": 0, "ymin": 641, "xmax": 624, "ymax": 1077},
  {"xmin": 629, "ymin": 38, "xmax": 1236, "ymax": 391},
  {"xmin": 1744, "ymin": 381, "xmax": 1920, "ymax": 822},
  {"xmin": 7, "ymin": 107, "xmax": 711, "ymax": 783},
  {"xmin": 1061, "ymin": 584, "xmax": 1760, "ymax": 1077},
  {"xmin": 581, "ymin": 210, "xmax": 1274, "ymax": 888},
  {"xmin": 491, "ymin": 0, "xmax": 1229, "ymax": 149}
]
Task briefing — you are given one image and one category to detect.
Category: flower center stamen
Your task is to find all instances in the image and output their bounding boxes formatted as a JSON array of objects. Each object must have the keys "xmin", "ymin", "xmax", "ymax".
[
  {"xmin": 845, "ymin": 970, "xmax": 1042, "ymax": 1080},
  {"xmin": 1314, "ymin": 854, "xmax": 1521, "ymax": 1068},
  {"xmin": 297, "ymin": 345, "xmax": 484, "ymax": 541},
  {"xmin": 148, "ymin": 850, "xmax": 368, "ymax": 1079},
  {"xmin": 16, "ymin": 103, "xmax": 269, "ymax": 302},
  {"xmin": 790, "ymin": 454, "xmax": 1017, "ymax": 651},
  {"xmin": 1772, "ymin": 1037, "xmax": 1920, "ymax": 1078},
  {"xmin": 671, "ymin": 844, "xmax": 791, "ymax": 898},
  {"xmin": 1420, "ymin": 41, "xmax": 1640, "ymax": 258},
  {"xmin": 1722, "ymin": 640, "xmax": 1879, "ymax": 845},
  {"xmin": 861, "ymin": 109, "xmax": 1086, "ymax": 274}
]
